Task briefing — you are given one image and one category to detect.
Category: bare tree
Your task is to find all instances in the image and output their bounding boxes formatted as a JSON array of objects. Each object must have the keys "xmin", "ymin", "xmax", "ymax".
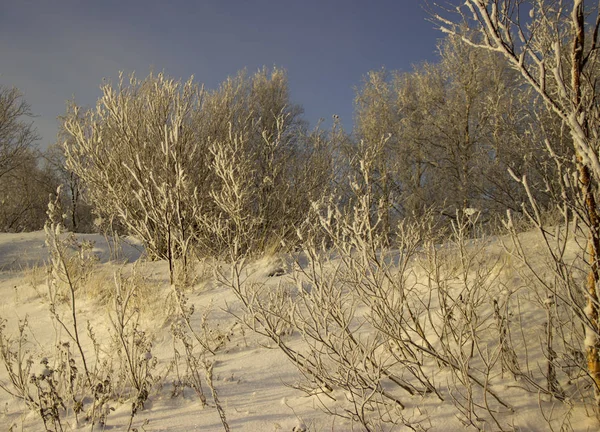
[
  {"xmin": 354, "ymin": 34, "xmax": 558, "ymax": 225},
  {"xmin": 61, "ymin": 72, "xmax": 204, "ymax": 283},
  {"xmin": 433, "ymin": 0, "xmax": 600, "ymax": 405},
  {"xmin": 0, "ymin": 85, "xmax": 39, "ymax": 180},
  {"xmin": 61, "ymin": 68, "xmax": 333, "ymax": 271},
  {"xmin": 0, "ymin": 150, "xmax": 56, "ymax": 232},
  {"xmin": 0, "ymin": 85, "xmax": 47, "ymax": 232}
]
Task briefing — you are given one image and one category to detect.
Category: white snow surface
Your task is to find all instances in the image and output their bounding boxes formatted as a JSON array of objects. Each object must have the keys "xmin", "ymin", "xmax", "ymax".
[{"xmin": 0, "ymin": 230, "xmax": 597, "ymax": 431}]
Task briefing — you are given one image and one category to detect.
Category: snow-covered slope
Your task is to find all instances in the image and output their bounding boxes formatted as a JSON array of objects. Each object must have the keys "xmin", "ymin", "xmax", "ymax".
[{"xmin": 0, "ymin": 230, "xmax": 596, "ymax": 431}]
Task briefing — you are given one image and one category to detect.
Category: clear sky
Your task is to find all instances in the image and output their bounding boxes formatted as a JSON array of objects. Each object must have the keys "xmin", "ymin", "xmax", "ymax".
[{"xmin": 0, "ymin": 0, "xmax": 449, "ymax": 148}]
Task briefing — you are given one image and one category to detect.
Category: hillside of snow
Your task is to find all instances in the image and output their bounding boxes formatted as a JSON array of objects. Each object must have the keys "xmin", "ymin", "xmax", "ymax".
[{"xmin": 0, "ymin": 229, "xmax": 597, "ymax": 431}]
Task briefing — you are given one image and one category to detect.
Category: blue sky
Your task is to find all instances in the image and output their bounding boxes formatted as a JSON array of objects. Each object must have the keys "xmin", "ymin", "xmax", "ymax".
[{"xmin": 0, "ymin": 0, "xmax": 449, "ymax": 148}]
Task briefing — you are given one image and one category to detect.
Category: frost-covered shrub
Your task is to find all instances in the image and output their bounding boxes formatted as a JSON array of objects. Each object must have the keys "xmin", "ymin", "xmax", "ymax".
[{"xmin": 61, "ymin": 68, "xmax": 333, "ymax": 266}]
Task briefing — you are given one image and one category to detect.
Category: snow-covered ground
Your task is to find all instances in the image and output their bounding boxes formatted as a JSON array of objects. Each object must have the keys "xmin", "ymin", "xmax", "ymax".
[
  {"xmin": 0, "ymin": 232, "xmax": 342, "ymax": 431},
  {"xmin": 0, "ymin": 230, "xmax": 597, "ymax": 431}
]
